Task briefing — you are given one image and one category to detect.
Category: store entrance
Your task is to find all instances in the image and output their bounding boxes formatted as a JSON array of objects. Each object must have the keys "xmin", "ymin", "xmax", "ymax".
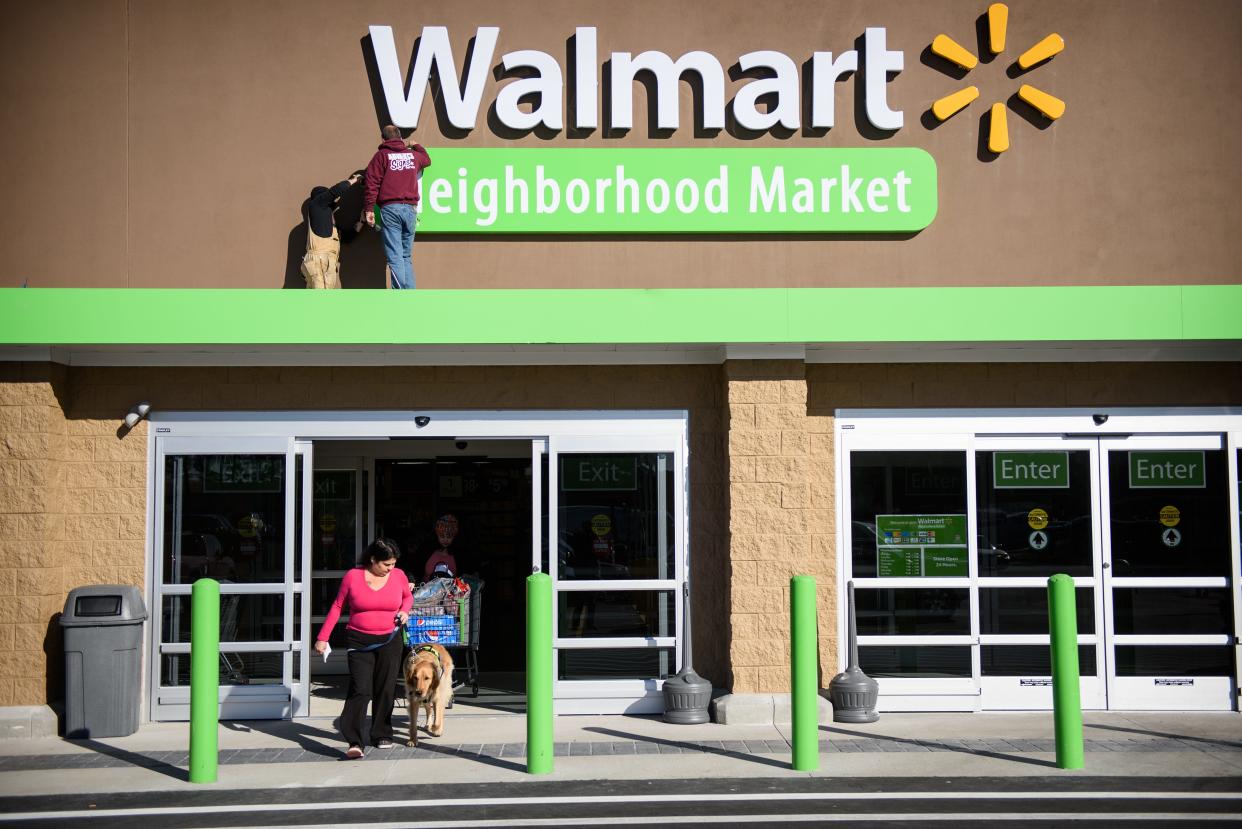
[
  {"xmin": 309, "ymin": 440, "xmax": 533, "ymax": 714},
  {"xmin": 841, "ymin": 413, "xmax": 1241, "ymax": 714},
  {"xmin": 975, "ymin": 435, "xmax": 1235, "ymax": 711}
]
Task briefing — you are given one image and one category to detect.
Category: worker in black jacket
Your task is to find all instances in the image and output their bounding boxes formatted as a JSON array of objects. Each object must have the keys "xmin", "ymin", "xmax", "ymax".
[{"xmin": 300, "ymin": 172, "xmax": 361, "ymax": 289}]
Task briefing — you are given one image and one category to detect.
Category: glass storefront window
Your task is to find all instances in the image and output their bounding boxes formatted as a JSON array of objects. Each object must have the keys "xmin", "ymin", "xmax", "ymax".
[
  {"xmin": 981, "ymin": 645, "xmax": 1097, "ymax": 676},
  {"xmin": 310, "ymin": 469, "xmax": 358, "ymax": 621},
  {"xmin": 162, "ymin": 594, "xmax": 285, "ymax": 644},
  {"xmin": 1108, "ymin": 449, "xmax": 1230, "ymax": 577},
  {"xmin": 1114, "ymin": 646, "xmax": 1234, "ymax": 677},
  {"xmin": 855, "ymin": 589, "xmax": 969, "ymax": 636},
  {"xmin": 1112, "ymin": 588, "xmax": 1233, "ymax": 636},
  {"xmin": 161, "ymin": 652, "xmax": 283, "ymax": 687},
  {"xmin": 850, "ymin": 451, "xmax": 967, "ymax": 578},
  {"xmin": 558, "ymin": 591, "xmax": 675, "ymax": 638},
  {"xmin": 558, "ymin": 647, "xmax": 674, "ymax": 680},
  {"xmin": 858, "ymin": 646, "xmax": 971, "ymax": 678},
  {"xmin": 557, "ymin": 453, "xmax": 674, "ymax": 581},
  {"xmin": 980, "ymin": 587, "xmax": 1095, "ymax": 635},
  {"xmin": 975, "ymin": 450, "xmax": 1093, "ymax": 577},
  {"xmin": 162, "ymin": 454, "xmax": 287, "ymax": 585}
]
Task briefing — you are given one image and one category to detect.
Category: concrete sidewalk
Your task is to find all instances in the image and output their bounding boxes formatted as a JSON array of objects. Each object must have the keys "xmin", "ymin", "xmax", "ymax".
[{"xmin": 0, "ymin": 710, "xmax": 1239, "ymax": 796}]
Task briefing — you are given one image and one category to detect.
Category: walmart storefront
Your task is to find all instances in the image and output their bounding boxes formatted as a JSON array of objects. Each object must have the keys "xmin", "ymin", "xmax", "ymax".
[{"xmin": 1, "ymin": 0, "xmax": 1240, "ymax": 726}]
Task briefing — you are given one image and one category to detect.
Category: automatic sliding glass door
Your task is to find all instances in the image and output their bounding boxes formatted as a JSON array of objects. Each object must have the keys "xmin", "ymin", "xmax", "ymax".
[
  {"xmin": 844, "ymin": 424, "xmax": 1238, "ymax": 712},
  {"xmin": 1101, "ymin": 436, "xmax": 1234, "ymax": 710},
  {"xmin": 547, "ymin": 435, "xmax": 685, "ymax": 714},
  {"xmin": 151, "ymin": 437, "xmax": 312, "ymax": 720},
  {"xmin": 974, "ymin": 437, "xmax": 1105, "ymax": 710}
]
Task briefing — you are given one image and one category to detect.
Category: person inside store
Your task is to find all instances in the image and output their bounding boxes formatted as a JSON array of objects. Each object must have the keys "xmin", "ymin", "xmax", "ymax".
[
  {"xmin": 300, "ymin": 171, "xmax": 362, "ymax": 289},
  {"xmin": 422, "ymin": 513, "xmax": 460, "ymax": 582},
  {"xmin": 362, "ymin": 124, "xmax": 431, "ymax": 289},
  {"xmin": 313, "ymin": 537, "xmax": 412, "ymax": 759}
]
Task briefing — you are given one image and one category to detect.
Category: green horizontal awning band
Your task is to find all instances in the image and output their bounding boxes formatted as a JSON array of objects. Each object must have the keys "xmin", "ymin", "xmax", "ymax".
[{"xmin": 0, "ymin": 286, "xmax": 1238, "ymax": 346}]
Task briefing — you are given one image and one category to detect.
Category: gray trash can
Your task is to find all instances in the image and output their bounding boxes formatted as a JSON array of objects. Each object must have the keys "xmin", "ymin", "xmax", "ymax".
[{"xmin": 60, "ymin": 585, "xmax": 148, "ymax": 738}]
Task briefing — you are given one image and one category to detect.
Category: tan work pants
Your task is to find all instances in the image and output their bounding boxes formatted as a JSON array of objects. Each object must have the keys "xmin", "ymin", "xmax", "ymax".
[{"xmin": 301, "ymin": 249, "xmax": 341, "ymax": 289}]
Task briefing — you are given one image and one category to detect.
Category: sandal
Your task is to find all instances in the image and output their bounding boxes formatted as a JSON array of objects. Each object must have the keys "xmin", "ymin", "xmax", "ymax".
[{"xmin": 345, "ymin": 744, "xmax": 363, "ymax": 759}]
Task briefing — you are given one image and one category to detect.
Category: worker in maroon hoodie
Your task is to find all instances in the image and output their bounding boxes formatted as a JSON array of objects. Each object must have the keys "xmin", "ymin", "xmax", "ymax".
[{"xmin": 363, "ymin": 125, "xmax": 432, "ymax": 289}]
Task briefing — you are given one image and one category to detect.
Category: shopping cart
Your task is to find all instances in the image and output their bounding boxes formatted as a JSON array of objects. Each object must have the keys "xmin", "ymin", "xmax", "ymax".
[{"xmin": 404, "ymin": 576, "xmax": 484, "ymax": 697}]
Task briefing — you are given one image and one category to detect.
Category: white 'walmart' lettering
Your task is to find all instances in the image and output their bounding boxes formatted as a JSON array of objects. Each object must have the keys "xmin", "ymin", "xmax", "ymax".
[{"xmin": 368, "ymin": 25, "xmax": 905, "ymax": 134}]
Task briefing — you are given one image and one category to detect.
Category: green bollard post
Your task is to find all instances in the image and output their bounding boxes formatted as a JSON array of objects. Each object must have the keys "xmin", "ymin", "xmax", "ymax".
[
  {"xmin": 790, "ymin": 575, "xmax": 819, "ymax": 772},
  {"xmin": 526, "ymin": 571, "xmax": 553, "ymax": 775},
  {"xmin": 1048, "ymin": 573, "xmax": 1084, "ymax": 770},
  {"xmin": 189, "ymin": 578, "xmax": 220, "ymax": 784}
]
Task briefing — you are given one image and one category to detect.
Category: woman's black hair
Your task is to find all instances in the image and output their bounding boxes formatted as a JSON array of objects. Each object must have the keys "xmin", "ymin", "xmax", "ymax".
[{"xmin": 363, "ymin": 537, "xmax": 401, "ymax": 564}]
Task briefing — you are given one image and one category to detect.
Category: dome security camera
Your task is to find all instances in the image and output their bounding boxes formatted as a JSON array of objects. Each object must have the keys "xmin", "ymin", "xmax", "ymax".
[
  {"xmin": 414, "ymin": 416, "xmax": 431, "ymax": 428},
  {"xmin": 1092, "ymin": 413, "xmax": 1109, "ymax": 426},
  {"xmin": 455, "ymin": 441, "xmax": 469, "ymax": 450}
]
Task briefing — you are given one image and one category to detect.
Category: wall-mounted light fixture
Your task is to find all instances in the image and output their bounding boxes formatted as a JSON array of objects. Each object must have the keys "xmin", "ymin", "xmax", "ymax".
[{"xmin": 123, "ymin": 402, "xmax": 151, "ymax": 429}]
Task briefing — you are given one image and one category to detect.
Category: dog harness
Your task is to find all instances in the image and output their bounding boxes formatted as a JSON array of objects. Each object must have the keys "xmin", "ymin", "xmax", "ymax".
[{"xmin": 414, "ymin": 644, "xmax": 445, "ymax": 679}]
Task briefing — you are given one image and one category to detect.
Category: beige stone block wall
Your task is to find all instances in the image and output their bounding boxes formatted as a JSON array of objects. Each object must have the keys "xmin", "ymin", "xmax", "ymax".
[
  {"xmin": 724, "ymin": 361, "xmax": 837, "ymax": 694},
  {"xmin": 0, "ymin": 363, "xmax": 70, "ymax": 708}
]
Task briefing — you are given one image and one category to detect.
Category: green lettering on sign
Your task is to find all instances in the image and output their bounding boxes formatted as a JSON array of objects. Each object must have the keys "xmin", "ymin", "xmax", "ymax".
[
  {"xmin": 1128, "ymin": 451, "xmax": 1206, "ymax": 488},
  {"xmin": 314, "ymin": 471, "xmax": 354, "ymax": 502},
  {"xmin": 561, "ymin": 455, "xmax": 637, "ymax": 491},
  {"xmin": 993, "ymin": 452, "xmax": 1070, "ymax": 489},
  {"xmin": 204, "ymin": 455, "xmax": 283, "ymax": 493},
  {"xmin": 874, "ymin": 515, "xmax": 967, "ymax": 578},
  {"xmin": 418, "ymin": 148, "xmax": 936, "ymax": 233}
]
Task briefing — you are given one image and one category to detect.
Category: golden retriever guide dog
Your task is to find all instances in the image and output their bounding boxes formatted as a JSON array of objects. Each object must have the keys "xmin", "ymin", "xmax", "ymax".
[{"xmin": 404, "ymin": 644, "xmax": 454, "ymax": 747}]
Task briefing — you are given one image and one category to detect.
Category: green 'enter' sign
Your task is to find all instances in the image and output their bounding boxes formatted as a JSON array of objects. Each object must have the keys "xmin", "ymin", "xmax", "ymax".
[
  {"xmin": 1129, "ymin": 451, "xmax": 1206, "ymax": 488},
  {"xmin": 993, "ymin": 452, "xmax": 1070, "ymax": 489}
]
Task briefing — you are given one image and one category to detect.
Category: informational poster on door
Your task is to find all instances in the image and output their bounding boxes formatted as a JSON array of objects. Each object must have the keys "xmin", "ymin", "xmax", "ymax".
[{"xmin": 875, "ymin": 514, "xmax": 968, "ymax": 577}]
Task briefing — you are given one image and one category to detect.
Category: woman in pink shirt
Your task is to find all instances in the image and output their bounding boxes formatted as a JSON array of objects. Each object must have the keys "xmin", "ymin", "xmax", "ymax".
[{"xmin": 314, "ymin": 538, "xmax": 412, "ymax": 759}]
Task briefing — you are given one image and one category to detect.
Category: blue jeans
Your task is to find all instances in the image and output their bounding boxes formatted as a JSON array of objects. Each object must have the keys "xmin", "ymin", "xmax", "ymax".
[{"xmin": 379, "ymin": 203, "xmax": 417, "ymax": 289}]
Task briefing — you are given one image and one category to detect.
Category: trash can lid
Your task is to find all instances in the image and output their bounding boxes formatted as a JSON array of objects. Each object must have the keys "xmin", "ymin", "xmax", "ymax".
[{"xmin": 61, "ymin": 585, "xmax": 148, "ymax": 626}]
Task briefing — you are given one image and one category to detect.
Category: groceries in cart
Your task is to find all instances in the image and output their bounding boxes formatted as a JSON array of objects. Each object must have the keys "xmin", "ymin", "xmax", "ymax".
[{"xmin": 407, "ymin": 576, "xmax": 471, "ymax": 644}]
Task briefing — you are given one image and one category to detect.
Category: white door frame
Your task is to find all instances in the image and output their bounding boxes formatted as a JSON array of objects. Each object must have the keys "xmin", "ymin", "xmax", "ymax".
[
  {"xmin": 149, "ymin": 435, "xmax": 309, "ymax": 720},
  {"xmin": 147, "ymin": 410, "xmax": 690, "ymax": 719},
  {"xmin": 835, "ymin": 408, "xmax": 1242, "ymax": 713},
  {"xmin": 546, "ymin": 434, "xmax": 687, "ymax": 714}
]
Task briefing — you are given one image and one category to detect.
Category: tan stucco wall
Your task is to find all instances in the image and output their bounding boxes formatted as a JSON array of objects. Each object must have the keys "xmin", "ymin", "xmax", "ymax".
[
  {"xmin": 0, "ymin": 364, "xmax": 71, "ymax": 707},
  {"xmin": 3, "ymin": 0, "xmax": 1240, "ymax": 289},
  {"xmin": 725, "ymin": 362, "xmax": 836, "ymax": 694}
]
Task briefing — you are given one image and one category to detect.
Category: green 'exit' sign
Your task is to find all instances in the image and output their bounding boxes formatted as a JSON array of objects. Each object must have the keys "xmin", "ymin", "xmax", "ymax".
[
  {"xmin": 993, "ymin": 452, "xmax": 1070, "ymax": 489},
  {"xmin": 1128, "ymin": 451, "xmax": 1206, "ymax": 488},
  {"xmin": 561, "ymin": 455, "xmax": 637, "ymax": 491}
]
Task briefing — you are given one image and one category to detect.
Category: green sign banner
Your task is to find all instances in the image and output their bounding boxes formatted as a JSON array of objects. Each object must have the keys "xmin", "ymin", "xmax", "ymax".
[
  {"xmin": 417, "ymin": 147, "xmax": 936, "ymax": 233},
  {"xmin": 1128, "ymin": 451, "xmax": 1206, "ymax": 488},
  {"xmin": 561, "ymin": 455, "xmax": 638, "ymax": 491},
  {"xmin": 874, "ymin": 514, "xmax": 968, "ymax": 577},
  {"xmin": 993, "ymin": 452, "xmax": 1070, "ymax": 489}
]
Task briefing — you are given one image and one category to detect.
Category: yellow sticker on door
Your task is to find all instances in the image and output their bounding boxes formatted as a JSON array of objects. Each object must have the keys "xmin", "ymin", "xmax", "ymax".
[
  {"xmin": 1027, "ymin": 508, "xmax": 1049, "ymax": 530},
  {"xmin": 1159, "ymin": 505, "xmax": 1180, "ymax": 527}
]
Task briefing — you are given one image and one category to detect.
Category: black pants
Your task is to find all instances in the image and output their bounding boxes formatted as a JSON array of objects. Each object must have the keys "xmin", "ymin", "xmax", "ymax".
[{"xmin": 341, "ymin": 628, "xmax": 402, "ymax": 747}]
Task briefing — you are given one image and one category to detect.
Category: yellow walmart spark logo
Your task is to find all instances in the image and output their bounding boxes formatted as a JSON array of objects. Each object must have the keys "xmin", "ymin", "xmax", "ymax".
[{"xmin": 929, "ymin": 3, "xmax": 1065, "ymax": 153}]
